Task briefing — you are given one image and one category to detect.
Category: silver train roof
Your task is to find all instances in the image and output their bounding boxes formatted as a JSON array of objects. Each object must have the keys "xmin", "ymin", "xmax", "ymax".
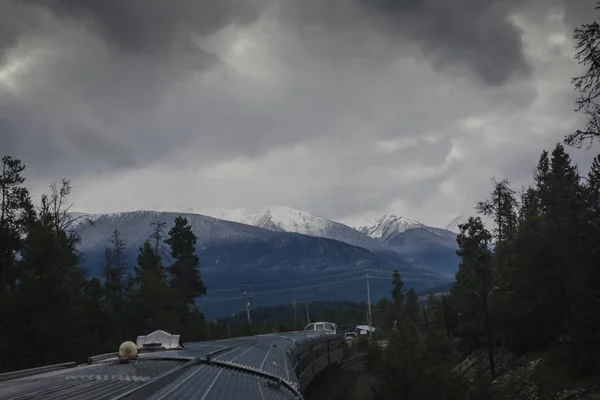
[{"xmin": 0, "ymin": 330, "xmax": 338, "ymax": 400}]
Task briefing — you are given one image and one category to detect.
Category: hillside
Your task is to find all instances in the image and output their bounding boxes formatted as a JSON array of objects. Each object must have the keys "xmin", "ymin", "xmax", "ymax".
[
  {"xmin": 352, "ymin": 215, "xmax": 460, "ymax": 276},
  {"xmin": 216, "ymin": 207, "xmax": 458, "ymax": 276},
  {"xmin": 74, "ymin": 211, "xmax": 449, "ymax": 318},
  {"xmin": 217, "ymin": 206, "xmax": 407, "ymax": 259}
]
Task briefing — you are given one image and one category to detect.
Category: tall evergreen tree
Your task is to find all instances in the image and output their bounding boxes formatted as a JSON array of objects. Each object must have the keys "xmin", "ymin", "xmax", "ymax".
[
  {"xmin": 165, "ymin": 217, "xmax": 206, "ymax": 308},
  {"xmin": 104, "ymin": 228, "xmax": 127, "ymax": 313},
  {"xmin": 0, "ymin": 156, "xmax": 32, "ymax": 291},
  {"xmin": 476, "ymin": 178, "xmax": 518, "ymax": 246},
  {"xmin": 450, "ymin": 217, "xmax": 493, "ymax": 352},
  {"xmin": 129, "ymin": 240, "xmax": 170, "ymax": 333},
  {"xmin": 9, "ymin": 180, "xmax": 107, "ymax": 369}
]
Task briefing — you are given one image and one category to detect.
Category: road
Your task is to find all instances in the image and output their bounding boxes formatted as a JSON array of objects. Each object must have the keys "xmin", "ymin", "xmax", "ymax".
[{"xmin": 304, "ymin": 360, "xmax": 379, "ymax": 400}]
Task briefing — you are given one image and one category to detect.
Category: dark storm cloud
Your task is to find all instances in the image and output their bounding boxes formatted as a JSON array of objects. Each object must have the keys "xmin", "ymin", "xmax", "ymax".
[
  {"xmin": 22, "ymin": 0, "xmax": 265, "ymax": 57},
  {"xmin": 0, "ymin": 0, "xmax": 597, "ymax": 223},
  {"xmin": 0, "ymin": 2, "xmax": 42, "ymax": 62},
  {"xmin": 277, "ymin": 0, "xmax": 532, "ymax": 85},
  {"xmin": 8, "ymin": 0, "xmax": 549, "ymax": 86},
  {"xmin": 361, "ymin": 0, "xmax": 533, "ymax": 85}
]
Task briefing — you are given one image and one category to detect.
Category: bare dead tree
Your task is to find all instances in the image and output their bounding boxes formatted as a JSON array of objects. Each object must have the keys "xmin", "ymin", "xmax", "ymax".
[{"xmin": 566, "ymin": 4, "xmax": 600, "ymax": 148}]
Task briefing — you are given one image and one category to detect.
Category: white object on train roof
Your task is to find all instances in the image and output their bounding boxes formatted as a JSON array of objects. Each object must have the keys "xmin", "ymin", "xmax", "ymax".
[
  {"xmin": 303, "ymin": 321, "xmax": 338, "ymax": 334},
  {"xmin": 136, "ymin": 330, "xmax": 182, "ymax": 350}
]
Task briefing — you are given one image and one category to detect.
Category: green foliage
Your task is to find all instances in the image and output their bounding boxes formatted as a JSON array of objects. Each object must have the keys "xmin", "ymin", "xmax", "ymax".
[
  {"xmin": 165, "ymin": 216, "xmax": 207, "ymax": 312},
  {"xmin": 444, "ymin": 142, "xmax": 600, "ymax": 378},
  {"xmin": 373, "ymin": 315, "xmax": 466, "ymax": 400},
  {"xmin": 0, "ymin": 158, "xmax": 213, "ymax": 373}
]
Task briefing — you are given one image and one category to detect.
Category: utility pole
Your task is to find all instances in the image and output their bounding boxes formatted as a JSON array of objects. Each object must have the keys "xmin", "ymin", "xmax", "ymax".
[
  {"xmin": 305, "ymin": 302, "xmax": 310, "ymax": 324},
  {"xmin": 293, "ymin": 300, "xmax": 298, "ymax": 329},
  {"xmin": 366, "ymin": 271, "xmax": 372, "ymax": 340},
  {"xmin": 242, "ymin": 285, "xmax": 251, "ymax": 324}
]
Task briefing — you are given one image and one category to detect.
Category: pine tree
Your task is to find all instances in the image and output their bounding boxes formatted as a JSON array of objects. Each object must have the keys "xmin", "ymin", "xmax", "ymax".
[
  {"xmin": 105, "ymin": 228, "xmax": 127, "ymax": 313},
  {"xmin": 129, "ymin": 240, "xmax": 170, "ymax": 333},
  {"xmin": 476, "ymin": 178, "xmax": 518, "ymax": 245},
  {"xmin": 10, "ymin": 180, "xmax": 108, "ymax": 369},
  {"xmin": 165, "ymin": 217, "xmax": 206, "ymax": 303},
  {"xmin": 0, "ymin": 156, "xmax": 32, "ymax": 291},
  {"xmin": 450, "ymin": 217, "xmax": 493, "ymax": 351},
  {"xmin": 534, "ymin": 150, "xmax": 551, "ymax": 213}
]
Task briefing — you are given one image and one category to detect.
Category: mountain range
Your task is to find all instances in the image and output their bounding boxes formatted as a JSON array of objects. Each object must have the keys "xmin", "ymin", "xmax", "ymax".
[
  {"xmin": 72, "ymin": 207, "xmax": 460, "ymax": 318},
  {"xmin": 216, "ymin": 206, "xmax": 461, "ymax": 277}
]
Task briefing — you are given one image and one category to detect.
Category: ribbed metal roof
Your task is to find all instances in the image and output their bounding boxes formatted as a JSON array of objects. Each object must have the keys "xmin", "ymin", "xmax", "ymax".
[
  {"xmin": 147, "ymin": 364, "xmax": 298, "ymax": 400},
  {"xmin": 0, "ymin": 359, "xmax": 186, "ymax": 400},
  {"xmin": 0, "ymin": 329, "xmax": 343, "ymax": 399}
]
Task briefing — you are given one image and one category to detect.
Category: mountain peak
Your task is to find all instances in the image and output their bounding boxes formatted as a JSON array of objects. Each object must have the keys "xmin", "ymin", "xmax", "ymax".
[
  {"xmin": 356, "ymin": 214, "xmax": 423, "ymax": 240},
  {"xmin": 244, "ymin": 205, "xmax": 333, "ymax": 235}
]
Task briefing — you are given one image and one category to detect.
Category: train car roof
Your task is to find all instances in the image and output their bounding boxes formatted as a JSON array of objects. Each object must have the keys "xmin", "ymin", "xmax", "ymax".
[{"xmin": 0, "ymin": 329, "xmax": 343, "ymax": 400}]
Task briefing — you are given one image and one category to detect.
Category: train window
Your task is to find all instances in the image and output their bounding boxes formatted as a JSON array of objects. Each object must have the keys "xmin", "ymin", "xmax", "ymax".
[
  {"xmin": 298, "ymin": 353, "xmax": 310, "ymax": 373},
  {"xmin": 315, "ymin": 346, "xmax": 324, "ymax": 358}
]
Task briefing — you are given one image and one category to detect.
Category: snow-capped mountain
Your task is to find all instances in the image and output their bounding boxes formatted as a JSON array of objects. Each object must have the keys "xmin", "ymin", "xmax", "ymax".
[
  {"xmin": 70, "ymin": 210, "xmax": 448, "ymax": 318},
  {"xmin": 350, "ymin": 214, "xmax": 460, "ymax": 277},
  {"xmin": 352, "ymin": 215, "xmax": 426, "ymax": 240},
  {"xmin": 215, "ymin": 206, "xmax": 400, "ymax": 257},
  {"xmin": 204, "ymin": 207, "xmax": 460, "ymax": 276},
  {"xmin": 241, "ymin": 206, "xmax": 332, "ymax": 235}
]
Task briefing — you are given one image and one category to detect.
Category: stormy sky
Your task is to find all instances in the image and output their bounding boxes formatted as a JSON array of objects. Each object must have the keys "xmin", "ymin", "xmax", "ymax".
[{"xmin": 0, "ymin": 0, "xmax": 598, "ymax": 228}]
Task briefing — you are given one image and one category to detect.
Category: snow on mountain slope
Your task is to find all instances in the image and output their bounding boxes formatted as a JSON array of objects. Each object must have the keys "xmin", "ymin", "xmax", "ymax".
[
  {"xmin": 349, "ymin": 214, "xmax": 460, "ymax": 276},
  {"xmin": 231, "ymin": 206, "xmax": 396, "ymax": 255},
  {"xmin": 209, "ymin": 208, "xmax": 250, "ymax": 222},
  {"xmin": 242, "ymin": 206, "xmax": 334, "ymax": 235},
  {"xmin": 74, "ymin": 210, "xmax": 274, "ymax": 254},
  {"xmin": 353, "ymin": 214, "xmax": 458, "ymax": 240},
  {"xmin": 352, "ymin": 214, "xmax": 425, "ymax": 240}
]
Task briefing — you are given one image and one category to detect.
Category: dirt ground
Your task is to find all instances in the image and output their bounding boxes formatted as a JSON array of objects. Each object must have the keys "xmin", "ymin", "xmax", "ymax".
[{"xmin": 304, "ymin": 362, "xmax": 379, "ymax": 400}]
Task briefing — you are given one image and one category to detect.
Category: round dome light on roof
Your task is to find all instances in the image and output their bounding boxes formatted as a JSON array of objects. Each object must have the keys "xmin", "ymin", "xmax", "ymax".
[{"xmin": 118, "ymin": 341, "xmax": 138, "ymax": 362}]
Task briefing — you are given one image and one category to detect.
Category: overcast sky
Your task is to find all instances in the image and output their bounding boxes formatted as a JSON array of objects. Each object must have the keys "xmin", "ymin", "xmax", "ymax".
[{"xmin": 1, "ymin": 0, "xmax": 598, "ymax": 228}]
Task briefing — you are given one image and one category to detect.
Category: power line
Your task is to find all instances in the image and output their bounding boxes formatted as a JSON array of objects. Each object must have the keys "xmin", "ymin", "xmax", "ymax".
[
  {"xmin": 197, "ymin": 271, "xmax": 443, "ymax": 304},
  {"xmin": 208, "ymin": 269, "xmax": 378, "ymax": 293},
  {"xmin": 198, "ymin": 276, "xmax": 365, "ymax": 303},
  {"xmin": 206, "ymin": 269, "xmax": 428, "ymax": 294},
  {"xmin": 247, "ymin": 276, "xmax": 365, "ymax": 297}
]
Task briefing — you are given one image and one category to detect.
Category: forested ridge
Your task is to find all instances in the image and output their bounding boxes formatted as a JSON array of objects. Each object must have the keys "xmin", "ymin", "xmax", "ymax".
[{"xmin": 0, "ymin": 170, "xmax": 211, "ymax": 372}]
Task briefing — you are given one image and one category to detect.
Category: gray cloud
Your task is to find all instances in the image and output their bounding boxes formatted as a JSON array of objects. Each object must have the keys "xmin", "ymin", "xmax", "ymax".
[
  {"xmin": 0, "ymin": 0, "xmax": 598, "ymax": 227},
  {"xmin": 22, "ymin": 0, "xmax": 264, "ymax": 57},
  {"xmin": 276, "ymin": 0, "xmax": 532, "ymax": 85}
]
